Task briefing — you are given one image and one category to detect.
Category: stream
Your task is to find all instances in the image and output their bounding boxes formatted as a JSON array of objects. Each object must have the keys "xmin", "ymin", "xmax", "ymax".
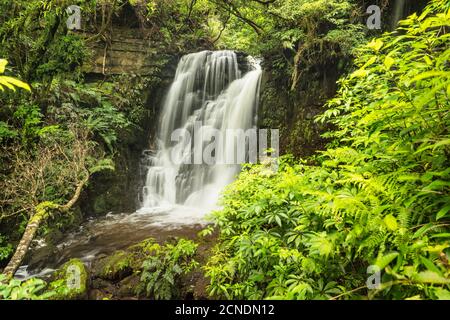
[
  {"xmin": 15, "ymin": 50, "xmax": 262, "ymax": 280},
  {"xmin": 15, "ymin": 206, "xmax": 209, "ymax": 280}
]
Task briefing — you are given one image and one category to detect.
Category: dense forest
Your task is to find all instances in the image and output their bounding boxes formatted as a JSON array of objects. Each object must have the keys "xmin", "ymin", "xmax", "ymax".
[{"xmin": 0, "ymin": 0, "xmax": 449, "ymax": 301}]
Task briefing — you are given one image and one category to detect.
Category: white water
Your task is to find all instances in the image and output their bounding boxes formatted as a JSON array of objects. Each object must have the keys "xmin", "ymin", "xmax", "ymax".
[
  {"xmin": 139, "ymin": 50, "xmax": 262, "ymax": 218},
  {"xmin": 14, "ymin": 51, "xmax": 262, "ymax": 279}
]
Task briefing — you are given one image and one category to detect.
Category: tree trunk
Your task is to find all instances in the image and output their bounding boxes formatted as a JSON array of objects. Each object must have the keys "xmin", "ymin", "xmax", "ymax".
[
  {"xmin": 2, "ymin": 213, "xmax": 45, "ymax": 278},
  {"xmin": 2, "ymin": 175, "xmax": 88, "ymax": 279}
]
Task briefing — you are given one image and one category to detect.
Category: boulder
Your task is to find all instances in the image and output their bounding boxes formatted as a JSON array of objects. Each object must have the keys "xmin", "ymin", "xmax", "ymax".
[{"xmin": 48, "ymin": 259, "xmax": 88, "ymax": 300}]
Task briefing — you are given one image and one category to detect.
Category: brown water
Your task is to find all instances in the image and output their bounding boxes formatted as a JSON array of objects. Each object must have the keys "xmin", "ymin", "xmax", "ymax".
[{"xmin": 15, "ymin": 207, "xmax": 211, "ymax": 280}]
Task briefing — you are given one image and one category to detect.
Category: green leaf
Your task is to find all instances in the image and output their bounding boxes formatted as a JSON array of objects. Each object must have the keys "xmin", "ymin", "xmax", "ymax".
[
  {"xmin": 367, "ymin": 39, "xmax": 383, "ymax": 52},
  {"xmin": 437, "ymin": 204, "xmax": 450, "ymax": 221},
  {"xmin": 405, "ymin": 295, "xmax": 422, "ymax": 300},
  {"xmin": 413, "ymin": 271, "xmax": 450, "ymax": 284},
  {"xmin": 434, "ymin": 288, "xmax": 450, "ymax": 300},
  {"xmin": 275, "ymin": 215, "xmax": 282, "ymax": 227},
  {"xmin": 375, "ymin": 252, "xmax": 399, "ymax": 270},
  {"xmin": 384, "ymin": 215, "xmax": 398, "ymax": 231},
  {"xmin": 89, "ymin": 159, "xmax": 115, "ymax": 174},
  {"xmin": 0, "ymin": 59, "xmax": 7, "ymax": 73},
  {"xmin": 419, "ymin": 256, "xmax": 442, "ymax": 275},
  {"xmin": 410, "ymin": 70, "xmax": 449, "ymax": 83},
  {"xmin": 431, "ymin": 233, "xmax": 450, "ymax": 239},
  {"xmin": 384, "ymin": 56, "xmax": 395, "ymax": 69},
  {"xmin": 0, "ymin": 76, "xmax": 31, "ymax": 91},
  {"xmin": 350, "ymin": 69, "xmax": 369, "ymax": 79},
  {"xmin": 413, "ymin": 224, "xmax": 436, "ymax": 239}
]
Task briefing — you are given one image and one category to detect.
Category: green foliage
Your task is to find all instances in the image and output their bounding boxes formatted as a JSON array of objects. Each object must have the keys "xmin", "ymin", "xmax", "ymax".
[
  {"xmin": 0, "ymin": 274, "xmax": 55, "ymax": 300},
  {"xmin": 109, "ymin": 73, "xmax": 163, "ymax": 125},
  {"xmin": 0, "ymin": 121, "xmax": 18, "ymax": 142},
  {"xmin": 206, "ymin": 1, "xmax": 450, "ymax": 300},
  {"xmin": 11, "ymin": 104, "xmax": 59, "ymax": 146},
  {"xmin": 82, "ymin": 101, "xmax": 130, "ymax": 153},
  {"xmin": 211, "ymin": 0, "xmax": 365, "ymax": 59},
  {"xmin": 0, "ymin": 235, "xmax": 13, "ymax": 263},
  {"xmin": 0, "ymin": 3, "xmax": 141, "ymax": 258},
  {"xmin": 45, "ymin": 79, "xmax": 132, "ymax": 152},
  {"xmin": 138, "ymin": 238, "xmax": 199, "ymax": 300},
  {"xmin": 0, "ymin": 59, "xmax": 31, "ymax": 91},
  {"xmin": 0, "ymin": 58, "xmax": 32, "ymax": 143},
  {"xmin": 35, "ymin": 34, "xmax": 87, "ymax": 81},
  {"xmin": 96, "ymin": 250, "xmax": 133, "ymax": 280},
  {"xmin": 0, "ymin": 0, "xmax": 91, "ymax": 81},
  {"xmin": 0, "ymin": 258, "xmax": 88, "ymax": 301},
  {"xmin": 129, "ymin": 0, "xmax": 213, "ymax": 49}
]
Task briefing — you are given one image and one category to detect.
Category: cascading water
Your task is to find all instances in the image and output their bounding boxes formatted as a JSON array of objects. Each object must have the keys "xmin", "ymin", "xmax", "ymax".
[
  {"xmin": 139, "ymin": 50, "xmax": 262, "ymax": 218},
  {"xmin": 14, "ymin": 51, "xmax": 262, "ymax": 278}
]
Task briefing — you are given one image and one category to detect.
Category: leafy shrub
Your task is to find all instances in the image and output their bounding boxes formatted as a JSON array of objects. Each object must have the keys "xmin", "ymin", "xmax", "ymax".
[
  {"xmin": 45, "ymin": 80, "xmax": 132, "ymax": 152},
  {"xmin": 0, "ymin": 235, "xmax": 13, "ymax": 263},
  {"xmin": 36, "ymin": 34, "xmax": 87, "ymax": 80},
  {"xmin": 0, "ymin": 274, "xmax": 55, "ymax": 300},
  {"xmin": 206, "ymin": 1, "xmax": 450, "ymax": 300},
  {"xmin": 138, "ymin": 238, "xmax": 199, "ymax": 300}
]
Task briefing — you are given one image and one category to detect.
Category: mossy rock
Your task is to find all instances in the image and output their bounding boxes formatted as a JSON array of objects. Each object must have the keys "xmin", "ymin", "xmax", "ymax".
[
  {"xmin": 116, "ymin": 275, "xmax": 141, "ymax": 298},
  {"xmin": 48, "ymin": 259, "xmax": 88, "ymax": 300},
  {"xmin": 91, "ymin": 238, "xmax": 160, "ymax": 282},
  {"xmin": 94, "ymin": 250, "xmax": 134, "ymax": 281}
]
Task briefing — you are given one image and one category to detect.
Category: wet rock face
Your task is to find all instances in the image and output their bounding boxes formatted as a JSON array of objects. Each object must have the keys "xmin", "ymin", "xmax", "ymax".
[
  {"xmin": 84, "ymin": 28, "xmax": 167, "ymax": 76},
  {"xmin": 259, "ymin": 65, "xmax": 334, "ymax": 158},
  {"xmin": 75, "ymin": 3, "xmax": 209, "ymax": 217},
  {"xmin": 79, "ymin": 56, "xmax": 177, "ymax": 216}
]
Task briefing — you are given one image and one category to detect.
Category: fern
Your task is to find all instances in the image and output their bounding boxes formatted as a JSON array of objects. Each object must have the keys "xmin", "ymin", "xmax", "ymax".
[
  {"xmin": 206, "ymin": 0, "xmax": 450, "ymax": 300},
  {"xmin": 137, "ymin": 239, "xmax": 198, "ymax": 300}
]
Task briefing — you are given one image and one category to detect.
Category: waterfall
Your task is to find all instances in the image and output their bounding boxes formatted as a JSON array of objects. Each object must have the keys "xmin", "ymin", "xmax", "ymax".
[{"xmin": 139, "ymin": 50, "xmax": 262, "ymax": 215}]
